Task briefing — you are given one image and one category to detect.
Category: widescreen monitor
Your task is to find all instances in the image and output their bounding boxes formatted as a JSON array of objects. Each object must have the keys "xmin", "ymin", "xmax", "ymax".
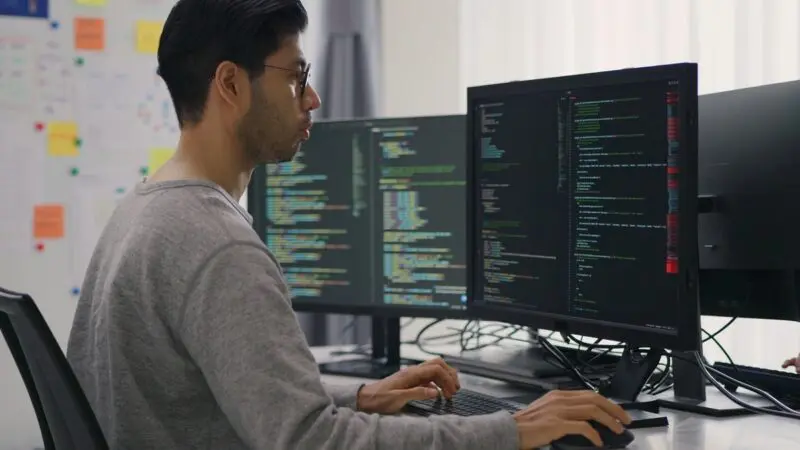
[
  {"xmin": 466, "ymin": 63, "xmax": 700, "ymax": 399},
  {"xmin": 248, "ymin": 115, "xmax": 468, "ymax": 378}
]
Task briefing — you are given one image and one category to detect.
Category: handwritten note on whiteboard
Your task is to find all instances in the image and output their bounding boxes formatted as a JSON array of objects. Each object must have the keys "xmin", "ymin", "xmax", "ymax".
[
  {"xmin": 37, "ymin": 41, "xmax": 74, "ymax": 117},
  {"xmin": 0, "ymin": 36, "xmax": 35, "ymax": 111}
]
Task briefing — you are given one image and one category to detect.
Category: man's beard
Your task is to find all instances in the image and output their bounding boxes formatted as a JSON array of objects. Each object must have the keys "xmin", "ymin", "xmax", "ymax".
[{"xmin": 238, "ymin": 90, "xmax": 283, "ymax": 164}]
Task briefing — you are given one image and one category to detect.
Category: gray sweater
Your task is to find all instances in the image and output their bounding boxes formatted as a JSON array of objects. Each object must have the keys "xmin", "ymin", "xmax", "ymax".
[{"xmin": 66, "ymin": 179, "xmax": 518, "ymax": 450}]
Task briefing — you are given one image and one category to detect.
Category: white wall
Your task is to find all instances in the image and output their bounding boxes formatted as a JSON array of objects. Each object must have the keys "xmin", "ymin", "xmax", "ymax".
[
  {"xmin": 382, "ymin": 0, "xmax": 800, "ymax": 368},
  {"xmin": 380, "ymin": 0, "xmax": 462, "ymax": 117}
]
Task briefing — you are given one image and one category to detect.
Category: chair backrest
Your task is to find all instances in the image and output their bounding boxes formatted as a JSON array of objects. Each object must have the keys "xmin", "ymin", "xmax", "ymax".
[{"xmin": 0, "ymin": 287, "xmax": 108, "ymax": 450}]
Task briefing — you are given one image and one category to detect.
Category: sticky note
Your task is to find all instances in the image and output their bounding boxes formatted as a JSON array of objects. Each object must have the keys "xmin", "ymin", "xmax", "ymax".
[
  {"xmin": 47, "ymin": 121, "xmax": 79, "ymax": 156},
  {"xmin": 33, "ymin": 204, "xmax": 65, "ymax": 239},
  {"xmin": 75, "ymin": 18, "xmax": 104, "ymax": 51},
  {"xmin": 76, "ymin": 0, "xmax": 106, "ymax": 5},
  {"xmin": 148, "ymin": 148, "xmax": 174, "ymax": 174},
  {"xmin": 74, "ymin": 17, "xmax": 105, "ymax": 51},
  {"xmin": 135, "ymin": 21, "xmax": 164, "ymax": 54}
]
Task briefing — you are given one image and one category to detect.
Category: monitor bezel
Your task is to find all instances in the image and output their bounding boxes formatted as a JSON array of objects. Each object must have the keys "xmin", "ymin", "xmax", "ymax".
[
  {"xmin": 465, "ymin": 63, "xmax": 701, "ymax": 351},
  {"xmin": 247, "ymin": 114, "xmax": 472, "ymax": 320}
]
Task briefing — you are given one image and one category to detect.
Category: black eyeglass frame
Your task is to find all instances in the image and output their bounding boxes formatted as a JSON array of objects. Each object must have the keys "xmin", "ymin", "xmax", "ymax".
[{"xmin": 265, "ymin": 63, "xmax": 311, "ymax": 98}]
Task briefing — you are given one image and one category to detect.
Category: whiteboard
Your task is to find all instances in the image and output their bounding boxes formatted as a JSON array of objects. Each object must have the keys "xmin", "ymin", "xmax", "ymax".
[
  {"xmin": 0, "ymin": 1, "xmax": 182, "ymax": 447},
  {"xmin": 0, "ymin": 0, "xmax": 329, "ymax": 446}
]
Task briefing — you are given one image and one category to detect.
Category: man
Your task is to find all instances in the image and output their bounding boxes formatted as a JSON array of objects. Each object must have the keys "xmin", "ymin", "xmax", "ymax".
[{"xmin": 66, "ymin": 1, "xmax": 631, "ymax": 449}]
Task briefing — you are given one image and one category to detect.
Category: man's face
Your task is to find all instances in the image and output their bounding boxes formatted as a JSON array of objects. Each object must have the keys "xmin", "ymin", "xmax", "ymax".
[{"xmin": 238, "ymin": 35, "xmax": 320, "ymax": 164}]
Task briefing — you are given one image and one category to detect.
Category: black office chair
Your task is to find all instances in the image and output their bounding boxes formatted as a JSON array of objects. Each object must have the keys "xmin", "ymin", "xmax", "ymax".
[{"xmin": 0, "ymin": 287, "xmax": 108, "ymax": 449}]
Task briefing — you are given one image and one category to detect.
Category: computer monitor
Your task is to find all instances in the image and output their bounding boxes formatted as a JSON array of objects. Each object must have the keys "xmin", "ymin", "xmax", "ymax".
[
  {"xmin": 466, "ymin": 63, "xmax": 700, "ymax": 401},
  {"xmin": 697, "ymin": 79, "xmax": 800, "ymax": 322},
  {"xmin": 248, "ymin": 114, "xmax": 468, "ymax": 378},
  {"xmin": 653, "ymin": 80, "xmax": 800, "ymax": 417}
]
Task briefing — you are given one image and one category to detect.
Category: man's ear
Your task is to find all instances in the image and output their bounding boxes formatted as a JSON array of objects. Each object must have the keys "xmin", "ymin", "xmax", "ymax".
[{"xmin": 213, "ymin": 61, "xmax": 250, "ymax": 112}]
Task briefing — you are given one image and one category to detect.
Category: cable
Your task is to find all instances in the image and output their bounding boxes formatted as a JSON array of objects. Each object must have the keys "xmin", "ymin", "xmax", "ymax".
[
  {"xmin": 538, "ymin": 335, "xmax": 597, "ymax": 391},
  {"xmin": 565, "ymin": 334, "xmax": 626, "ymax": 350},
  {"xmin": 642, "ymin": 318, "xmax": 738, "ymax": 395},
  {"xmin": 701, "ymin": 327, "xmax": 737, "ymax": 367},
  {"xmin": 665, "ymin": 351, "xmax": 800, "ymax": 419},
  {"xmin": 460, "ymin": 323, "xmax": 521, "ymax": 352},
  {"xmin": 692, "ymin": 352, "xmax": 800, "ymax": 420},
  {"xmin": 339, "ymin": 317, "xmax": 358, "ymax": 338},
  {"xmin": 412, "ymin": 319, "xmax": 468, "ymax": 356},
  {"xmin": 646, "ymin": 356, "xmax": 672, "ymax": 394},
  {"xmin": 702, "ymin": 317, "xmax": 737, "ymax": 343}
]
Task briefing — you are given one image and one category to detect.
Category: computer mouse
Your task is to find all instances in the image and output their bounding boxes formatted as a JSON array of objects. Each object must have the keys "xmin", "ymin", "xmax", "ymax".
[{"xmin": 550, "ymin": 420, "xmax": 635, "ymax": 450}]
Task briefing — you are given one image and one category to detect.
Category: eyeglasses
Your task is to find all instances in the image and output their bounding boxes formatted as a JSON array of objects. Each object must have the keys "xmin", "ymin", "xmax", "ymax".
[{"xmin": 265, "ymin": 63, "xmax": 311, "ymax": 98}]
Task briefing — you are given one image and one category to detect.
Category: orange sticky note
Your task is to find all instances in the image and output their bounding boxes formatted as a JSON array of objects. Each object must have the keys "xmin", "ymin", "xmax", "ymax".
[
  {"xmin": 33, "ymin": 204, "xmax": 65, "ymax": 239},
  {"xmin": 74, "ymin": 17, "xmax": 105, "ymax": 51}
]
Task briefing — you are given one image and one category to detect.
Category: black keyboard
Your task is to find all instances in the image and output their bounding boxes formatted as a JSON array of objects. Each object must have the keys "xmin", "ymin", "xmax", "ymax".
[
  {"xmin": 406, "ymin": 389, "xmax": 671, "ymax": 429},
  {"xmin": 713, "ymin": 362, "xmax": 800, "ymax": 400},
  {"xmin": 405, "ymin": 389, "xmax": 528, "ymax": 417}
]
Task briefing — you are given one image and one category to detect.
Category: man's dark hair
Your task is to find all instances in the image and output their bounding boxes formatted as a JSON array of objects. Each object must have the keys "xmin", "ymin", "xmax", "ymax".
[{"xmin": 157, "ymin": 0, "xmax": 308, "ymax": 128}]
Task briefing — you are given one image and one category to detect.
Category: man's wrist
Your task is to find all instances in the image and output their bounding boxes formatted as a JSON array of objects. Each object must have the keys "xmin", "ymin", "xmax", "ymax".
[{"xmin": 355, "ymin": 383, "xmax": 368, "ymax": 411}]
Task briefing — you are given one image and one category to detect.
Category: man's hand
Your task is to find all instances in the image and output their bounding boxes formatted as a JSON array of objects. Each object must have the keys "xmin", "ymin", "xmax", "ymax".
[
  {"xmin": 356, "ymin": 358, "xmax": 460, "ymax": 414},
  {"xmin": 513, "ymin": 390, "xmax": 632, "ymax": 449},
  {"xmin": 782, "ymin": 354, "xmax": 800, "ymax": 373}
]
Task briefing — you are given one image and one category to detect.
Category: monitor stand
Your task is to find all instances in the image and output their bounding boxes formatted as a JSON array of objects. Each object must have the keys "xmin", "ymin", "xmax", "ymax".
[
  {"xmin": 599, "ymin": 346, "xmax": 664, "ymax": 402},
  {"xmin": 318, "ymin": 317, "xmax": 420, "ymax": 379},
  {"xmin": 445, "ymin": 342, "xmax": 668, "ymax": 427},
  {"xmin": 656, "ymin": 350, "xmax": 765, "ymax": 417},
  {"xmin": 445, "ymin": 342, "xmax": 661, "ymax": 403}
]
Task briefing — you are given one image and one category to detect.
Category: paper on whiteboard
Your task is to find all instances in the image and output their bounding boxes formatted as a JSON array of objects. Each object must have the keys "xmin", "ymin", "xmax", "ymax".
[
  {"xmin": 0, "ymin": 35, "xmax": 35, "ymax": 113},
  {"xmin": 36, "ymin": 39, "xmax": 75, "ymax": 117},
  {"xmin": 136, "ymin": 72, "xmax": 179, "ymax": 146},
  {"xmin": 73, "ymin": 56, "xmax": 137, "ymax": 153}
]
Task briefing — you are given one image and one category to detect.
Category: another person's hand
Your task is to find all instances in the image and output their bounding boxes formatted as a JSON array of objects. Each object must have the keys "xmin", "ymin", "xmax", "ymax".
[
  {"xmin": 513, "ymin": 390, "xmax": 632, "ymax": 449},
  {"xmin": 356, "ymin": 358, "xmax": 460, "ymax": 414},
  {"xmin": 782, "ymin": 354, "xmax": 799, "ymax": 373}
]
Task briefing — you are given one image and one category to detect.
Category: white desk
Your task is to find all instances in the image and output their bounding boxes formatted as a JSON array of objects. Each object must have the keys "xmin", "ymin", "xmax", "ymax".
[{"xmin": 312, "ymin": 345, "xmax": 800, "ymax": 450}]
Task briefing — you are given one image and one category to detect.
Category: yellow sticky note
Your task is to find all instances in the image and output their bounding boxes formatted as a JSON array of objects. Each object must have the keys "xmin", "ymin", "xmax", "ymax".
[
  {"xmin": 47, "ymin": 121, "xmax": 79, "ymax": 157},
  {"xmin": 148, "ymin": 148, "xmax": 174, "ymax": 174},
  {"xmin": 76, "ymin": 0, "xmax": 107, "ymax": 6},
  {"xmin": 33, "ymin": 204, "xmax": 65, "ymax": 239},
  {"xmin": 74, "ymin": 17, "xmax": 105, "ymax": 51},
  {"xmin": 136, "ymin": 21, "xmax": 164, "ymax": 54}
]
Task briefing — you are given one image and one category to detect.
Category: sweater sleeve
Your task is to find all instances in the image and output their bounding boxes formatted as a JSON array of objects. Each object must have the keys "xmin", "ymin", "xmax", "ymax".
[
  {"xmin": 177, "ymin": 241, "xmax": 520, "ymax": 450},
  {"xmin": 323, "ymin": 383, "xmax": 363, "ymax": 409}
]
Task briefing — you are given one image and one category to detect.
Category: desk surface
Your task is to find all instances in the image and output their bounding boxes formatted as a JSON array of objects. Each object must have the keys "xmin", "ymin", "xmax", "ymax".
[{"xmin": 312, "ymin": 345, "xmax": 799, "ymax": 450}]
